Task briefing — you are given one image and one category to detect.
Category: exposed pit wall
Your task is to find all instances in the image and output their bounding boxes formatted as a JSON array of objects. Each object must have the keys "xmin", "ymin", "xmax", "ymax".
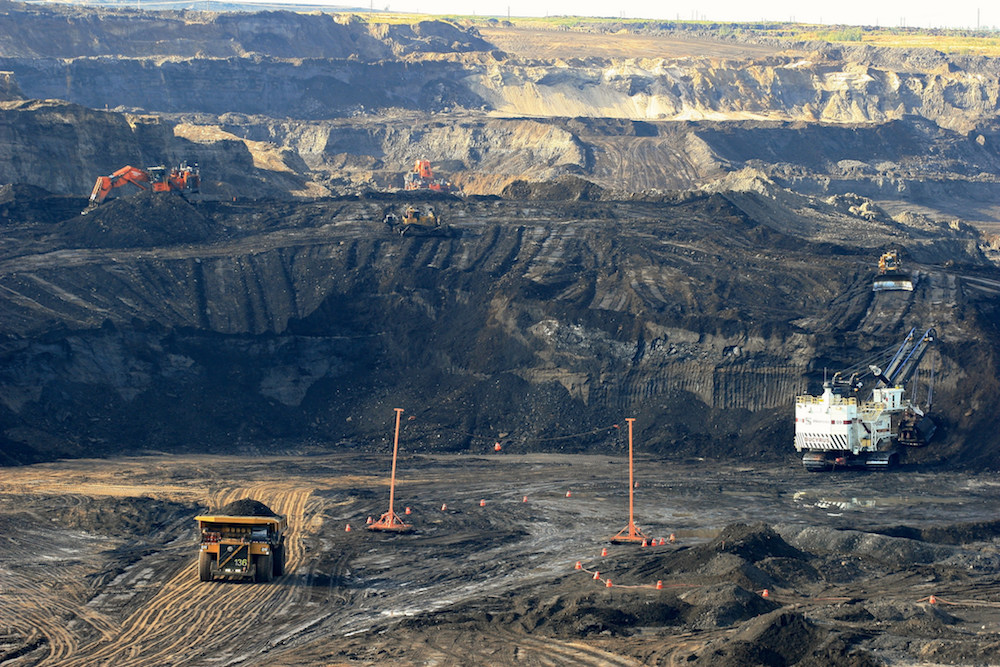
[
  {"xmin": 0, "ymin": 71, "xmax": 23, "ymax": 101},
  {"xmin": 0, "ymin": 56, "xmax": 486, "ymax": 119},
  {"xmin": 0, "ymin": 248, "xmax": 346, "ymax": 338},
  {"xmin": 2, "ymin": 51, "xmax": 998, "ymax": 132},
  {"xmin": 468, "ymin": 58, "xmax": 1000, "ymax": 131},
  {"xmin": 0, "ymin": 98, "xmax": 279, "ymax": 197},
  {"xmin": 523, "ymin": 315, "xmax": 811, "ymax": 411},
  {"xmin": 583, "ymin": 362, "xmax": 808, "ymax": 411},
  {"xmin": 276, "ymin": 117, "xmax": 590, "ymax": 195}
]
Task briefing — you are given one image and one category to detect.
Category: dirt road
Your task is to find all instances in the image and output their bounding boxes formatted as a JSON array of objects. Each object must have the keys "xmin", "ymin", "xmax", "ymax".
[{"xmin": 1, "ymin": 452, "xmax": 999, "ymax": 665}]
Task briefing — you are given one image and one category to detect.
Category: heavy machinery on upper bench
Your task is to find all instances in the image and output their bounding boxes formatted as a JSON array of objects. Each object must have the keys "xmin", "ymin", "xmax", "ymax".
[
  {"xmin": 872, "ymin": 250, "xmax": 914, "ymax": 292},
  {"xmin": 794, "ymin": 326, "xmax": 936, "ymax": 471},
  {"xmin": 196, "ymin": 503, "xmax": 286, "ymax": 582},
  {"xmin": 84, "ymin": 162, "xmax": 200, "ymax": 212},
  {"xmin": 403, "ymin": 159, "xmax": 455, "ymax": 192}
]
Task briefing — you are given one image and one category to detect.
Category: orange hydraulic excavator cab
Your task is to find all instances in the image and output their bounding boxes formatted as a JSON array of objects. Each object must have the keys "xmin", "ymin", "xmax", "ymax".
[
  {"xmin": 85, "ymin": 162, "xmax": 200, "ymax": 212},
  {"xmin": 415, "ymin": 159, "xmax": 434, "ymax": 180}
]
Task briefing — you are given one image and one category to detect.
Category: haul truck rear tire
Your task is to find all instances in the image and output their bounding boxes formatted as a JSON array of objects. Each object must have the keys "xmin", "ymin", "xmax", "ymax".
[
  {"xmin": 199, "ymin": 551, "xmax": 213, "ymax": 582},
  {"xmin": 255, "ymin": 554, "xmax": 273, "ymax": 582}
]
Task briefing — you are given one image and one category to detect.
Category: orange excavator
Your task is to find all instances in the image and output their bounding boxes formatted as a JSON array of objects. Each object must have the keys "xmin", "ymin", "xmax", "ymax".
[
  {"xmin": 84, "ymin": 162, "xmax": 200, "ymax": 212},
  {"xmin": 403, "ymin": 159, "xmax": 454, "ymax": 192}
]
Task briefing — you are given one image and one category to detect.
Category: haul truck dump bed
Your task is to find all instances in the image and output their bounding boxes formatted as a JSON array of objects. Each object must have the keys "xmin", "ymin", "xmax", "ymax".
[{"xmin": 196, "ymin": 502, "xmax": 286, "ymax": 582}]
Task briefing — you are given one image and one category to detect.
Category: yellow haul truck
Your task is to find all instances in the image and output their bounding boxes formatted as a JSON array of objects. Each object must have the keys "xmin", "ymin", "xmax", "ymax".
[{"xmin": 196, "ymin": 512, "xmax": 287, "ymax": 582}]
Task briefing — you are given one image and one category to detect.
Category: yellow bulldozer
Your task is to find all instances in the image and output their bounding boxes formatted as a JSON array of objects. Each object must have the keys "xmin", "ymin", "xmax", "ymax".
[{"xmin": 383, "ymin": 205, "xmax": 453, "ymax": 237}]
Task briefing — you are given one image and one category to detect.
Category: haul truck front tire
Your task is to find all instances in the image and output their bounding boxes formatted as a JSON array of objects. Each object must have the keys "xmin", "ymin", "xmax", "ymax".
[
  {"xmin": 255, "ymin": 553, "xmax": 273, "ymax": 582},
  {"xmin": 199, "ymin": 551, "xmax": 213, "ymax": 582}
]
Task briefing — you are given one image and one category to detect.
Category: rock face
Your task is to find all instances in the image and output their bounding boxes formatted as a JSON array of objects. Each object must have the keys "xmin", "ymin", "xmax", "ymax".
[
  {"xmin": 0, "ymin": 3, "xmax": 999, "ymax": 468},
  {"xmin": 0, "ymin": 5, "xmax": 487, "ymax": 59},
  {"xmin": 0, "ymin": 188, "xmax": 997, "ymax": 468},
  {"xmin": 0, "ymin": 71, "xmax": 22, "ymax": 101},
  {"xmin": 2, "ymin": 10, "xmax": 997, "ymax": 130},
  {"xmin": 0, "ymin": 4, "xmax": 999, "ymax": 227}
]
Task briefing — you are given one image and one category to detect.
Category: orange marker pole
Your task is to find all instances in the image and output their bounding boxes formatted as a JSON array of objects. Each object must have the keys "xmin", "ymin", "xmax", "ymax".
[
  {"xmin": 610, "ymin": 417, "xmax": 648, "ymax": 544},
  {"xmin": 387, "ymin": 407, "xmax": 403, "ymax": 520},
  {"xmin": 370, "ymin": 407, "xmax": 412, "ymax": 532},
  {"xmin": 627, "ymin": 417, "xmax": 636, "ymax": 537}
]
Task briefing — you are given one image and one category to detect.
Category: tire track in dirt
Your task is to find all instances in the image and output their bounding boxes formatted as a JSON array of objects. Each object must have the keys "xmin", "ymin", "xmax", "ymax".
[
  {"xmin": 0, "ymin": 599, "xmax": 77, "ymax": 665},
  {"xmin": 498, "ymin": 633, "xmax": 644, "ymax": 666},
  {"xmin": 0, "ymin": 529, "xmax": 120, "ymax": 665},
  {"xmin": 594, "ymin": 137, "xmax": 705, "ymax": 193},
  {"xmin": 50, "ymin": 482, "xmax": 314, "ymax": 667}
]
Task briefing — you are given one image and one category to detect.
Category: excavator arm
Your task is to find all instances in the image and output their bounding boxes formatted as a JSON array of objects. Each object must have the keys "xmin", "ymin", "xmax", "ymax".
[{"xmin": 88, "ymin": 165, "xmax": 152, "ymax": 207}]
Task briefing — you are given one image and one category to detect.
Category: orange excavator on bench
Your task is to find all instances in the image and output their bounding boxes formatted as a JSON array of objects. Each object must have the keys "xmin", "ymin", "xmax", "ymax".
[
  {"xmin": 403, "ymin": 159, "xmax": 454, "ymax": 192},
  {"xmin": 84, "ymin": 162, "xmax": 200, "ymax": 213}
]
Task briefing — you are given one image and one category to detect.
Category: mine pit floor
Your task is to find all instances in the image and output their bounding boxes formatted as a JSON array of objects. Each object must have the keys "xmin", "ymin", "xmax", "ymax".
[{"xmin": 1, "ymin": 453, "xmax": 999, "ymax": 666}]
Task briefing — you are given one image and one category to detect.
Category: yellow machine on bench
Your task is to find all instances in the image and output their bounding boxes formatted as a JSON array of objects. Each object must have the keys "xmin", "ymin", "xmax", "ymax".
[{"xmin": 195, "ymin": 513, "xmax": 287, "ymax": 582}]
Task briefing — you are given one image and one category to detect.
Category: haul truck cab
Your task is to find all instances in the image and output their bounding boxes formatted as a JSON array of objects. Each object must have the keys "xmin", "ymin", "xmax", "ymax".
[{"xmin": 196, "ymin": 514, "xmax": 287, "ymax": 582}]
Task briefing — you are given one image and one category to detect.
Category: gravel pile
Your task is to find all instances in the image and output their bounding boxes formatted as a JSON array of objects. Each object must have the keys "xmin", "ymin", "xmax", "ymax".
[{"xmin": 217, "ymin": 498, "xmax": 279, "ymax": 517}]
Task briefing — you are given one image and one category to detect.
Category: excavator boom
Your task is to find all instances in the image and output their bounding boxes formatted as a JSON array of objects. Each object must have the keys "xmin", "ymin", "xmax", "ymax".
[
  {"xmin": 872, "ymin": 327, "xmax": 935, "ymax": 388},
  {"xmin": 88, "ymin": 165, "xmax": 151, "ymax": 206}
]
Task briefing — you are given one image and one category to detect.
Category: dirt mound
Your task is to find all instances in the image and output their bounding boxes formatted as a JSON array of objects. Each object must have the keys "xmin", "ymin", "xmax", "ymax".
[
  {"xmin": 501, "ymin": 175, "xmax": 604, "ymax": 201},
  {"xmin": 217, "ymin": 498, "xmax": 279, "ymax": 517},
  {"xmin": 50, "ymin": 496, "xmax": 197, "ymax": 538},
  {"xmin": 695, "ymin": 609, "xmax": 882, "ymax": 667},
  {"xmin": 61, "ymin": 192, "xmax": 213, "ymax": 248},
  {"xmin": 707, "ymin": 523, "xmax": 807, "ymax": 562},
  {"xmin": 680, "ymin": 583, "xmax": 778, "ymax": 629},
  {"xmin": 872, "ymin": 519, "xmax": 1000, "ymax": 545},
  {"xmin": 778, "ymin": 525, "xmax": 958, "ymax": 566}
]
